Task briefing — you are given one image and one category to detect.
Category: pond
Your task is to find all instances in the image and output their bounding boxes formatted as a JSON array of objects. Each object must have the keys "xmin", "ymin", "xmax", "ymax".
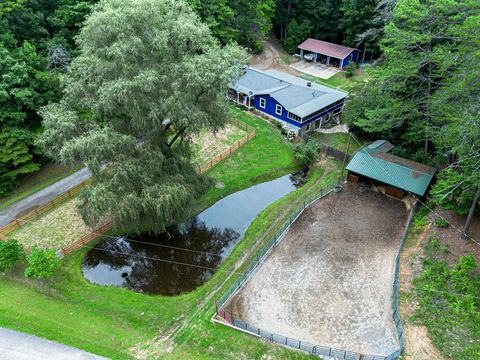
[{"xmin": 82, "ymin": 172, "xmax": 306, "ymax": 295}]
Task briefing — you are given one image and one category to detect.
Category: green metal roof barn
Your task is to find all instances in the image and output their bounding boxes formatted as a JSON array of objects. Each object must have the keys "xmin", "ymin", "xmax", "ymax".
[{"xmin": 346, "ymin": 141, "xmax": 436, "ymax": 196}]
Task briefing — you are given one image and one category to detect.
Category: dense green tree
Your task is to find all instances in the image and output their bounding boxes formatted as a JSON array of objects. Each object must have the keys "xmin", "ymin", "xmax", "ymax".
[
  {"xmin": 187, "ymin": 0, "xmax": 236, "ymax": 45},
  {"xmin": 430, "ymin": 4, "xmax": 480, "ymax": 238},
  {"xmin": 231, "ymin": 0, "xmax": 276, "ymax": 52},
  {"xmin": 346, "ymin": 0, "xmax": 462, "ymax": 161},
  {"xmin": 356, "ymin": 0, "xmax": 397, "ymax": 58},
  {"xmin": 0, "ymin": 26, "xmax": 59, "ymax": 195},
  {"xmin": 188, "ymin": 0, "xmax": 275, "ymax": 52},
  {"xmin": 284, "ymin": 18, "xmax": 312, "ymax": 53},
  {"xmin": 37, "ymin": 0, "xmax": 247, "ymax": 233},
  {"xmin": 339, "ymin": 0, "xmax": 377, "ymax": 47}
]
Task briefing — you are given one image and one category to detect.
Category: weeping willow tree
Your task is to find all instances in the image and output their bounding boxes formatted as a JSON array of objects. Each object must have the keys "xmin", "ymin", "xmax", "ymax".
[{"xmin": 37, "ymin": 0, "xmax": 247, "ymax": 233}]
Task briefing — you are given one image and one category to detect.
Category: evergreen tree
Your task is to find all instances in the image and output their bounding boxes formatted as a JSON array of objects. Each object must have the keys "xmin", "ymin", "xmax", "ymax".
[
  {"xmin": 346, "ymin": 0, "xmax": 461, "ymax": 161},
  {"xmin": 339, "ymin": 0, "xmax": 377, "ymax": 47},
  {"xmin": 284, "ymin": 18, "xmax": 312, "ymax": 53}
]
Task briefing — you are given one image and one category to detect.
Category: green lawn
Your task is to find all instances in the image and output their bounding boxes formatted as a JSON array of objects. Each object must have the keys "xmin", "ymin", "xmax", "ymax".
[
  {"xmin": 299, "ymin": 69, "xmax": 369, "ymax": 93},
  {"xmin": 0, "ymin": 107, "xmax": 333, "ymax": 359},
  {"xmin": 0, "ymin": 163, "xmax": 82, "ymax": 211},
  {"xmin": 197, "ymin": 106, "xmax": 298, "ymax": 210}
]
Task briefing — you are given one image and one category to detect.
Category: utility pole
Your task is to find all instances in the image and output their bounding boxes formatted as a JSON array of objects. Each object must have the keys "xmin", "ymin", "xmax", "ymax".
[
  {"xmin": 339, "ymin": 132, "xmax": 352, "ymax": 184},
  {"xmin": 461, "ymin": 186, "xmax": 480, "ymax": 240}
]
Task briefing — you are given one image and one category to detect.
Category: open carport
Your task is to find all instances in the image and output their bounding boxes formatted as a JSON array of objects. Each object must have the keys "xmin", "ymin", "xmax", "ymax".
[{"xmin": 228, "ymin": 184, "xmax": 408, "ymax": 356}]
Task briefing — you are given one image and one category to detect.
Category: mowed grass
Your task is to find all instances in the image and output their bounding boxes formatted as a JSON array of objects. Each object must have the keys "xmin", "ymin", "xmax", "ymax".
[
  {"xmin": 0, "ymin": 106, "xmax": 311, "ymax": 359},
  {"xmin": 299, "ymin": 69, "xmax": 369, "ymax": 93},
  {"xmin": 198, "ymin": 106, "xmax": 297, "ymax": 209}
]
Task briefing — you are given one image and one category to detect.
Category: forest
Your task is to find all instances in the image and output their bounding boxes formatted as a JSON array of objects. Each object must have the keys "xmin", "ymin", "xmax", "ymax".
[{"xmin": 0, "ymin": 0, "xmax": 479, "ymax": 226}]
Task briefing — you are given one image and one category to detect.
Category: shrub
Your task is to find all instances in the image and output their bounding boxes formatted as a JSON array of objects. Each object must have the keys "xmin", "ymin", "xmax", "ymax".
[
  {"xmin": 345, "ymin": 62, "xmax": 358, "ymax": 78},
  {"xmin": 24, "ymin": 248, "xmax": 60, "ymax": 279},
  {"xmin": 434, "ymin": 217, "xmax": 449, "ymax": 228},
  {"xmin": 293, "ymin": 140, "xmax": 320, "ymax": 168},
  {"xmin": 0, "ymin": 239, "xmax": 24, "ymax": 272}
]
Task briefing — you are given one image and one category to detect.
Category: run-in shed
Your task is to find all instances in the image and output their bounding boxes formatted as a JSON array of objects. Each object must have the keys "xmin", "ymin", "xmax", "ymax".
[
  {"xmin": 346, "ymin": 140, "xmax": 436, "ymax": 198},
  {"xmin": 298, "ymin": 38, "xmax": 358, "ymax": 69}
]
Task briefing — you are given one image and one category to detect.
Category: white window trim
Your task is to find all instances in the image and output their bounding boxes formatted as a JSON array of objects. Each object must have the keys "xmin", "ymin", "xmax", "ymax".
[
  {"xmin": 275, "ymin": 104, "xmax": 282, "ymax": 116},
  {"xmin": 259, "ymin": 98, "xmax": 266, "ymax": 109}
]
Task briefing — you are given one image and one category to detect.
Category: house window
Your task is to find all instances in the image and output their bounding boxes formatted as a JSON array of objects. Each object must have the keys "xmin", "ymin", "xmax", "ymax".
[
  {"xmin": 259, "ymin": 98, "xmax": 266, "ymax": 109},
  {"xmin": 287, "ymin": 112, "xmax": 302, "ymax": 122},
  {"xmin": 275, "ymin": 104, "xmax": 282, "ymax": 116}
]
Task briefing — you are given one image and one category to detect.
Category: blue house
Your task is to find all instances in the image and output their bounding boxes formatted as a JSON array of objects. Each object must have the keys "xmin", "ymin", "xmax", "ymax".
[
  {"xmin": 298, "ymin": 38, "xmax": 358, "ymax": 69},
  {"xmin": 229, "ymin": 67, "xmax": 348, "ymax": 133}
]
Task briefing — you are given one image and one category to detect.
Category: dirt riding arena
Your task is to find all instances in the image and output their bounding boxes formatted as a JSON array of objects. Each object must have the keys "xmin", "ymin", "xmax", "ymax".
[{"xmin": 229, "ymin": 184, "xmax": 408, "ymax": 356}]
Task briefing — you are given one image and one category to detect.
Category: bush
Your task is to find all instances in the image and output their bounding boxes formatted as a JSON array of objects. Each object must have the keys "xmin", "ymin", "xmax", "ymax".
[
  {"xmin": 434, "ymin": 217, "xmax": 449, "ymax": 228},
  {"xmin": 24, "ymin": 248, "xmax": 60, "ymax": 279},
  {"xmin": 0, "ymin": 239, "xmax": 24, "ymax": 272},
  {"xmin": 293, "ymin": 140, "xmax": 320, "ymax": 168},
  {"xmin": 345, "ymin": 62, "xmax": 358, "ymax": 78}
]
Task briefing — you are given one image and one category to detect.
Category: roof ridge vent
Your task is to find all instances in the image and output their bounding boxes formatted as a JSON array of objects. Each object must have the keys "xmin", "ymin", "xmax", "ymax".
[
  {"xmin": 306, "ymin": 81, "xmax": 312, "ymax": 87},
  {"xmin": 312, "ymin": 91, "xmax": 318, "ymax": 97}
]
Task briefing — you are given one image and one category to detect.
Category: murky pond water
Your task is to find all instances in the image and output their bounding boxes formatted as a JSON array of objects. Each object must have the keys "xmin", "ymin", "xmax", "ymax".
[{"xmin": 82, "ymin": 172, "xmax": 306, "ymax": 295}]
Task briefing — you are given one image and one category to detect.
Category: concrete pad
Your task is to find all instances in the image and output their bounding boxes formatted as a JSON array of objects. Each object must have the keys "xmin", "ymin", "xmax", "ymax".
[
  {"xmin": 229, "ymin": 184, "xmax": 408, "ymax": 356},
  {"xmin": 290, "ymin": 61, "xmax": 340, "ymax": 79}
]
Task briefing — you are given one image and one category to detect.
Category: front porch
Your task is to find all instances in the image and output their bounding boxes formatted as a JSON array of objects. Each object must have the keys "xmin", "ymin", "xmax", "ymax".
[{"xmin": 227, "ymin": 89, "xmax": 254, "ymax": 110}]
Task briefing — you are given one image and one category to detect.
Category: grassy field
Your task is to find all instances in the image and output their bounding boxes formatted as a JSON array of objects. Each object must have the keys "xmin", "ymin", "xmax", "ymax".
[
  {"xmin": 310, "ymin": 132, "xmax": 367, "ymax": 154},
  {"xmin": 0, "ymin": 163, "xmax": 82, "ymax": 211},
  {"xmin": 0, "ymin": 107, "xmax": 329, "ymax": 359}
]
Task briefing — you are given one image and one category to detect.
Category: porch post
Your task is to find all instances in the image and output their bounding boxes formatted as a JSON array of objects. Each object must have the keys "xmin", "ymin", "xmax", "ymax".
[
  {"xmin": 326, "ymin": 56, "xmax": 330, "ymax": 66},
  {"xmin": 236, "ymin": 91, "xmax": 239, "ymax": 104},
  {"xmin": 300, "ymin": 49, "xmax": 304, "ymax": 59},
  {"xmin": 314, "ymin": 53, "xmax": 318, "ymax": 62}
]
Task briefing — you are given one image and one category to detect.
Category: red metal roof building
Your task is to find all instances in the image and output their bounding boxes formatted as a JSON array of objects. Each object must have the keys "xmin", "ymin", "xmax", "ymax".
[{"xmin": 298, "ymin": 38, "xmax": 358, "ymax": 69}]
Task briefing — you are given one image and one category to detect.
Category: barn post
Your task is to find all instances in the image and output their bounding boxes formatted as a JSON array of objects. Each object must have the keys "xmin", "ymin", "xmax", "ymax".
[
  {"xmin": 326, "ymin": 56, "xmax": 330, "ymax": 66},
  {"xmin": 300, "ymin": 48, "xmax": 304, "ymax": 59},
  {"xmin": 236, "ymin": 91, "xmax": 239, "ymax": 105}
]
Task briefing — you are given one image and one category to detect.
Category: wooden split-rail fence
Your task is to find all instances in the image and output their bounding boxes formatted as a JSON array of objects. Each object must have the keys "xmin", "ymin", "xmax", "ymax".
[{"xmin": 1, "ymin": 119, "xmax": 256, "ymax": 257}]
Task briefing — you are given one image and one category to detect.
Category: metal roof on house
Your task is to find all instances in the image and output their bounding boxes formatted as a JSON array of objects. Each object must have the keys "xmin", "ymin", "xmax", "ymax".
[
  {"xmin": 298, "ymin": 38, "xmax": 356, "ymax": 60},
  {"xmin": 230, "ymin": 67, "xmax": 348, "ymax": 118},
  {"xmin": 346, "ymin": 146, "xmax": 436, "ymax": 196}
]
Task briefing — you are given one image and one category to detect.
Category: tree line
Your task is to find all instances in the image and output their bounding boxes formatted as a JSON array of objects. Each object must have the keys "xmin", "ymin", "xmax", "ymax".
[{"xmin": 0, "ymin": 0, "xmax": 478, "ymax": 237}]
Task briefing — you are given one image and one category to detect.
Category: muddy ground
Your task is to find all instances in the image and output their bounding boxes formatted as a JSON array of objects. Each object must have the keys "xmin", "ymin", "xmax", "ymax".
[{"xmin": 229, "ymin": 184, "xmax": 408, "ymax": 356}]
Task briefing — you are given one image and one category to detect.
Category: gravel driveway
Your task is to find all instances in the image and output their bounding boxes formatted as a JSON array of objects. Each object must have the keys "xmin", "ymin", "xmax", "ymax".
[
  {"xmin": 0, "ymin": 167, "xmax": 91, "ymax": 227},
  {"xmin": 0, "ymin": 327, "xmax": 108, "ymax": 360}
]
